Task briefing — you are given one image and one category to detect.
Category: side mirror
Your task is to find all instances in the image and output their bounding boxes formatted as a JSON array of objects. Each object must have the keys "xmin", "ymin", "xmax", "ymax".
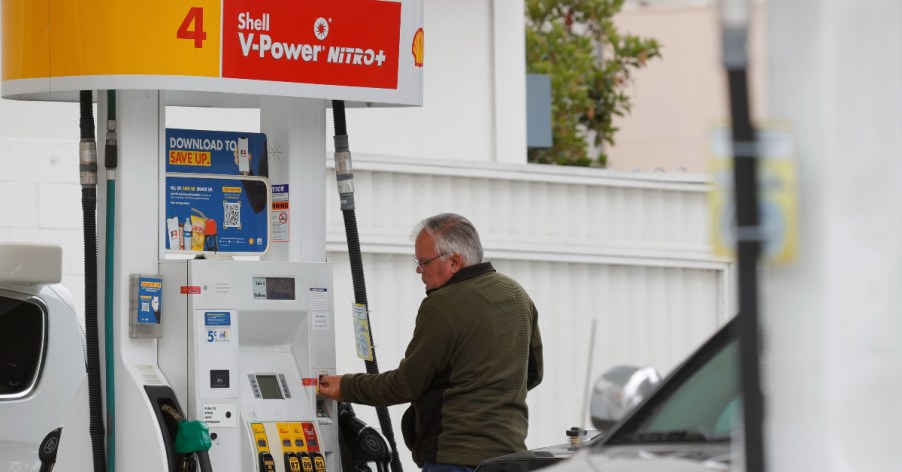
[{"xmin": 590, "ymin": 365, "xmax": 661, "ymax": 431}]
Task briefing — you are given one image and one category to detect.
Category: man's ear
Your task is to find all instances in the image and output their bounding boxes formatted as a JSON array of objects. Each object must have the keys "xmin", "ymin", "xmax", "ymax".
[{"xmin": 450, "ymin": 253, "xmax": 463, "ymax": 273}]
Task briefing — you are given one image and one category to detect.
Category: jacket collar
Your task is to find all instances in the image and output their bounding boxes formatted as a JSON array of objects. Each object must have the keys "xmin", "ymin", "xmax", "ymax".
[{"xmin": 426, "ymin": 261, "xmax": 496, "ymax": 295}]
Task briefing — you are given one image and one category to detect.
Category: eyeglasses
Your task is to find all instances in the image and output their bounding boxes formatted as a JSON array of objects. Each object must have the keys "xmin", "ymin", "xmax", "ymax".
[{"xmin": 414, "ymin": 253, "xmax": 449, "ymax": 270}]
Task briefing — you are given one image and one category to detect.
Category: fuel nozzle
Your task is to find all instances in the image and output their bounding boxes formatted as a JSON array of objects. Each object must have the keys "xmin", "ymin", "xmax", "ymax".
[
  {"xmin": 338, "ymin": 402, "xmax": 391, "ymax": 465},
  {"xmin": 161, "ymin": 404, "xmax": 213, "ymax": 472}
]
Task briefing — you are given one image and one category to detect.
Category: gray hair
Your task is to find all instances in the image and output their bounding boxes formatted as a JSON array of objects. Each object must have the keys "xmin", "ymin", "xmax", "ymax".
[{"xmin": 411, "ymin": 213, "xmax": 483, "ymax": 267}]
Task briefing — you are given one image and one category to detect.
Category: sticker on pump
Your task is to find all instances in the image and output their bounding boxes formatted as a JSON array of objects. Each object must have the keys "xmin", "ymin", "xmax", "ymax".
[
  {"xmin": 202, "ymin": 404, "xmax": 237, "ymax": 428},
  {"xmin": 204, "ymin": 311, "xmax": 233, "ymax": 343}
]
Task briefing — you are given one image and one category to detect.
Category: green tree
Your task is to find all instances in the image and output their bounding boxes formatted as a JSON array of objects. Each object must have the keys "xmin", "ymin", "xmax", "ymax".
[{"xmin": 526, "ymin": 0, "xmax": 661, "ymax": 166}]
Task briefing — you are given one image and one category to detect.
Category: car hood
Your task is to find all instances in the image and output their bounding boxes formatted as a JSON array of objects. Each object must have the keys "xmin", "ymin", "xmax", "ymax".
[{"xmin": 547, "ymin": 443, "xmax": 732, "ymax": 472}]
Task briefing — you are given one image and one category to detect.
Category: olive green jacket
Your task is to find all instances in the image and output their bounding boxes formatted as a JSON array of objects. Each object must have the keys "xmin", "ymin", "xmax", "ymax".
[{"xmin": 341, "ymin": 262, "xmax": 543, "ymax": 467}]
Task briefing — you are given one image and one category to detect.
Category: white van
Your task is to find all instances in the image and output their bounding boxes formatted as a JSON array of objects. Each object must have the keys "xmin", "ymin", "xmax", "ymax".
[{"xmin": 0, "ymin": 244, "xmax": 86, "ymax": 472}]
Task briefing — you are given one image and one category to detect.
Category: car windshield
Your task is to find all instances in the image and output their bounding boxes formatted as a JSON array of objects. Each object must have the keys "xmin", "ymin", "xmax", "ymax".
[{"xmin": 606, "ymin": 332, "xmax": 739, "ymax": 444}]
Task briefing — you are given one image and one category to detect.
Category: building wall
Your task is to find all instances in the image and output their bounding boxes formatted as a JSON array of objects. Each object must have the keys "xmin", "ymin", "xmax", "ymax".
[
  {"xmin": 326, "ymin": 0, "xmax": 527, "ymax": 165},
  {"xmin": 607, "ymin": 0, "xmax": 769, "ymax": 172}
]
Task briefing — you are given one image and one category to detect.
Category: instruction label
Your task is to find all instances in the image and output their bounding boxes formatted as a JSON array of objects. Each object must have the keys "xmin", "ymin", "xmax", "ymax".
[
  {"xmin": 204, "ymin": 311, "xmax": 232, "ymax": 343},
  {"xmin": 272, "ymin": 184, "xmax": 290, "ymax": 242},
  {"xmin": 310, "ymin": 287, "xmax": 330, "ymax": 331},
  {"xmin": 353, "ymin": 303, "xmax": 373, "ymax": 361},
  {"xmin": 203, "ymin": 403, "xmax": 238, "ymax": 427}
]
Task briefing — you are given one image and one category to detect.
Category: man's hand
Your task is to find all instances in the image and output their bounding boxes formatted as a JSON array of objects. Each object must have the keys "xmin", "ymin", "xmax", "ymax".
[{"xmin": 318, "ymin": 374, "xmax": 345, "ymax": 401}]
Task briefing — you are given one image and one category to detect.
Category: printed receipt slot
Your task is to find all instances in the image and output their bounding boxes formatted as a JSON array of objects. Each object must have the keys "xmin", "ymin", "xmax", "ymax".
[{"xmin": 159, "ymin": 260, "xmax": 338, "ymax": 472}]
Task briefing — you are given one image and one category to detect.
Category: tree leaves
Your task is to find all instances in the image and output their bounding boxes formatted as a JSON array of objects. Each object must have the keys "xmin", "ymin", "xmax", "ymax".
[{"xmin": 526, "ymin": 0, "xmax": 661, "ymax": 166}]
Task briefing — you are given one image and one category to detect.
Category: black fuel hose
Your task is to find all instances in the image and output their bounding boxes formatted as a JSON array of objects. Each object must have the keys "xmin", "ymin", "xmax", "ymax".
[
  {"xmin": 723, "ymin": 19, "xmax": 766, "ymax": 472},
  {"xmin": 80, "ymin": 90, "xmax": 107, "ymax": 472},
  {"xmin": 727, "ymin": 68, "xmax": 766, "ymax": 472},
  {"xmin": 332, "ymin": 100, "xmax": 403, "ymax": 472}
]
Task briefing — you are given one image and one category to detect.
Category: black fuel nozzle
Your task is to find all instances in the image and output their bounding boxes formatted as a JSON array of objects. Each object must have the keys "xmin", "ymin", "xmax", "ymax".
[
  {"xmin": 338, "ymin": 402, "xmax": 391, "ymax": 464},
  {"xmin": 259, "ymin": 452, "xmax": 277, "ymax": 472},
  {"xmin": 38, "ymin": 427, "xmax": 62, "ymax": 472}
]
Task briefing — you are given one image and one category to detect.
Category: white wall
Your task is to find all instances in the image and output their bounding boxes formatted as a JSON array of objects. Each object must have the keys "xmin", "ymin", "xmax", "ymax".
[
  {"xmin": 766, "ymin": 1, "xmax": 902, "ymax": 471},
  {"xmin": 327, "ymin": 0, "xmax": 527, "ymax": 164}
]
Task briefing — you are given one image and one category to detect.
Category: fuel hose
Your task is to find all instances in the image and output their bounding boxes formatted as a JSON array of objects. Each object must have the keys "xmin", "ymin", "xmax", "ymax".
[
  {"xmin": 80, "ymin": 89, "xmax": 107, "ymax": 472},
  {"xmin": 332, "ymin": 100, "xmax": 404, "ymax": 472},
  {"xmin": 103, "ymin": 90, "xmax": 118, "ymax": 472},
  {"xmin": 721, "ymin": 5, "xmax": 767, "ymax": 471}
]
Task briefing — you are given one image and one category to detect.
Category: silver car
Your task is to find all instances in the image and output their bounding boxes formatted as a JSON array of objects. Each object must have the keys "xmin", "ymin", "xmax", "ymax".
[{"xmin": 478, "ymin": 317, "xmax": 738, "ymax": 472}]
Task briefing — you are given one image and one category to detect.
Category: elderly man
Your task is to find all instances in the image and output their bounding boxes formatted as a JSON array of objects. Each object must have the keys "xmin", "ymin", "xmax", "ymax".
[{"xmin": 319, "ymin": 213, "xmax": 543, "ymax": 472}]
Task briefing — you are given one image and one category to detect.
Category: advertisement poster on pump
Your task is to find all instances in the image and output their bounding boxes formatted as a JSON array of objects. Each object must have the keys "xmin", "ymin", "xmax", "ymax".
[{"xmin": 165, "ymin": 129, "xmax": 271, "ymax": 255}]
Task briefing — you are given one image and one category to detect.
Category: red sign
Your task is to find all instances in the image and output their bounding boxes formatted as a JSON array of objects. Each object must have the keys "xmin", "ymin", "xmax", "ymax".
[
  {"xmin": 180, "ymin": 286, "xmax": 202, "ymax": 294},
  {"xmin": 222, "ymin": 0, "xmax": 402, "ymax": 89}
]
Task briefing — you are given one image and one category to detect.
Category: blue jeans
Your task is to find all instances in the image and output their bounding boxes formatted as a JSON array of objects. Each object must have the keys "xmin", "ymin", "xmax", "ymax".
[{"xmin": 422, "ymin": 463, "xmax": 475, "ymax": 472}]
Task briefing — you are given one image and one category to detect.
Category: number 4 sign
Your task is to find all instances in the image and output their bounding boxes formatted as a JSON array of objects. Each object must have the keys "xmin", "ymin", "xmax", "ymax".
[{"xmin": 177, "ymin": 7, "xmax": 207, "ymax": 48}]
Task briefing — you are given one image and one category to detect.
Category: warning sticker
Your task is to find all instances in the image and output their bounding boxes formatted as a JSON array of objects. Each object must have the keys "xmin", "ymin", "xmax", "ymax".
[{"xmin": 272, "ymin": 184, "xmax": 289, "ymax": 242}]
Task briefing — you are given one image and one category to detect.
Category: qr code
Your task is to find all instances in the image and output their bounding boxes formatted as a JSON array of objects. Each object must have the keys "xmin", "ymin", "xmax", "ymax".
[{"xmin": 223, "ymin": 202, "xmax": 241, "ymax": 229}]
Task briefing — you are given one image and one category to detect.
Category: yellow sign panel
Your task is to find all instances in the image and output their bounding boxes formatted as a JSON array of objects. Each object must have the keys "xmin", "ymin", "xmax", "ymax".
[
  {"xmin": 251, "ymin": 423, "xmax": 270, "ymax": 453},
  {"xmin": 53, "ymin": 0, "xmax": 220, "ymax": 78},
  {"xmin": 277, "ymin": 422, "xmax": 295, "ymax": 453},
  {"xmin": 2, "ymin": 0, "xmax": 424, "ymax": 105},
  {"xmin": 1, "ymin": 0, "xmax": 51, "ymax": 80},
  {"xmin": 709, "ymin": 122, "xmax": 799, "ymax": 265},
  {"xmin": 3, "ymin": 0, "xmax": 220, "ymax": 80}
]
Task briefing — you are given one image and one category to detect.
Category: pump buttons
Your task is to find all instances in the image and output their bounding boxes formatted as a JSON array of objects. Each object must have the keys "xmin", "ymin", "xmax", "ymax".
[
  {"xmin": 299, "ymin": 452, "xmax": 314, "ymax": 472},
  {"xmin": 285, "ymin": 452, "xmax": 302, "ymax": 472},
  {"xmin": 259, "ymin": 452, "xmax": 276, "ymax": 472},
  {"xmin": 312, "ymin": 452, "xmax": 326, "ymax": 472}
]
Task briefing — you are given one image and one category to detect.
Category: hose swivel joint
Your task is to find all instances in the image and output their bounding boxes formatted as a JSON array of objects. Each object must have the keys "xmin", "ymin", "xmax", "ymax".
[
  {"xmin": 80, "ymin": 139, "xmax": 98, "ymax": 188},
  {"xmin": 334, "ymin": 134, "xmax": 355, "ymax": 210}
]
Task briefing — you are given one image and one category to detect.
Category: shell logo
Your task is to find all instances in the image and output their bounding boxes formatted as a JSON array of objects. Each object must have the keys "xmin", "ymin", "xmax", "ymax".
[
  {"xmin": 411, "ymin": 28, "xmax": 424, "ymax": 67},
  {"xmin": 314, "ymin": 17, "xmax": 329, "ymax": 41}
]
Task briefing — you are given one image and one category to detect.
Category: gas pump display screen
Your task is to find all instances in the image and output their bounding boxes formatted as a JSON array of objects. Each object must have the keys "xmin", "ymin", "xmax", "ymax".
[
  {"xmin": 253, "ymin": 277, "xmax": 295, "ymax": 300},
  {"xmin": 256, "ymin": 375, "xmax": 284, "ymax": 399}
]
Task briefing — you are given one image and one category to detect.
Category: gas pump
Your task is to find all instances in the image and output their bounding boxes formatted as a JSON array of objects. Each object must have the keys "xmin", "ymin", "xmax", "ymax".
[
  {"xmin": 0, "ymin": 1, "xmax": 424, "ymax": 471},
  {"xmin": 157, "ymin": 260, "xmax": 338, "ymax": 472}
]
